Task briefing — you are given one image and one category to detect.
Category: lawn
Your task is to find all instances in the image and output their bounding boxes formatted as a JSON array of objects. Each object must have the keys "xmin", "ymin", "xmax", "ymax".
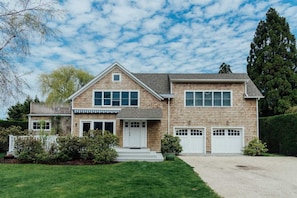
[{"xmin": 0, "ymin": 158, "xmax": 219, "ymax": 198}]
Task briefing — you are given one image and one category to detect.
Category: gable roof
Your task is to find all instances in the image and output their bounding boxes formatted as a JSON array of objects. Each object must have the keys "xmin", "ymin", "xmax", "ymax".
[
  {"xmin": 68, "ymin": 62, "xmax": 263, "ymax": 101},
  {"xmin": 68, "ymin": 62, "xmax": 164, "ymax": 101}
]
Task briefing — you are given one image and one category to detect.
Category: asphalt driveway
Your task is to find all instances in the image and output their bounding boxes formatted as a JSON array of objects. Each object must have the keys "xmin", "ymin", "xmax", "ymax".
[{"xmin": 179, "ymin": 155, "xmax": 297, "ymax": 198}]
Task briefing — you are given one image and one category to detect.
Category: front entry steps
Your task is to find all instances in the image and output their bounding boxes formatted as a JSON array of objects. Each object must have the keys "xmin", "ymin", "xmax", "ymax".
[{"xmin": 115, "ymin": 148, "xmax": 164, "ymax": 162}]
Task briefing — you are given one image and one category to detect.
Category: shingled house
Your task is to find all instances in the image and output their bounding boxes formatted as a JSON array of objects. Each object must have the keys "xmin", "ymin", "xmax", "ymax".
[{"xmin": 29, "ymin": 62, "xmax": 263, "ymax": 155}]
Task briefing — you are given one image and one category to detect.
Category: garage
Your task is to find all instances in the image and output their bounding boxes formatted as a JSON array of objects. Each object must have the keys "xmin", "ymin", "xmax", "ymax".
[
  {"xmin": 174, "ymin": 128, "xmax": 205, "ymax": 154},
  {"xmin": 211, "ymin": 128, "xmax": 243, "ymax": 154}
]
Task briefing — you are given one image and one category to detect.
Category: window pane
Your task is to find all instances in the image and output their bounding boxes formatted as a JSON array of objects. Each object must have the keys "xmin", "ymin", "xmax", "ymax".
[
  {"xmin": 214, "ymin": 92, "xmax": 221, "ymax": 106},
  {"xmin": 113, "ymin": 74, "xmax": 120, "ymax": 81},
  {"xmin": 130, "ymin": 92, "xmax": 138, "ymax": 106},
  {"xmin": 94, "ymin": 122, "xmax": 103, "ymax": 131},
  {"xmin": 94, "ymin": 92, "xmax": 102, "ymax": 105},
  {"xmin": 105, "ymin": 122, "xmax": 114, "ymax": 134},
  {"xmin": 204, "ymin": 92, "xmax": 212, "ymax": 106},
  {"xmin": 112, "ymin": 92, "xmax": 120, "ymax": 106},
  {"xmin": 83, "ymin": 123, "xmax": 91, "ymax": 136},
  {"xmin": 195, "ymin": 92, "xmax": 203, "ymax": 106},
  {"xmin": 223, "ymin": 92, "xmax": 231, "ymax": 106},
  {"xmin": 121, "ymin": 92, "xmax": 129, "ymax": 106},
  {"xmin": 104, "ymin": 91, "xmax": 111, "ymax": 105},
  {"xmin": 186, "ymin": 92, "xmax": 194, "ymax": 106}
]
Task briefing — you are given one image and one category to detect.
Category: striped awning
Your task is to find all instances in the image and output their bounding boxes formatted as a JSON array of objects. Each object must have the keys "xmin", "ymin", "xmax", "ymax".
[{"xmin": 73, "ymin": 109, "xmax": 120, "ymax": 114}]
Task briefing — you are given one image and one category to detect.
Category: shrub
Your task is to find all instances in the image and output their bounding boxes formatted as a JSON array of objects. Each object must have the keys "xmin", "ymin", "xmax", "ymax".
[
  {"xmin": 0, "ymin": 126, "xmax": 28, "ymax": 152},
  {"xmin": 161, "ymin": 134, "xmax": 182, "ymax": 155},
  {"xmin": 260, "ymin": 114, "xmax": 297, "ymax": 156},
  {"xmin": 243, "ymin": 138, "xmax": 268, "ymax": 156},
  {"xmin": 82, "ymin": 130, "xmax": 119, "ymax": 164},
  {"xmin": 15, "ymin": 136, "xmax": 45, "ymax": 163},
  {"xmin": 56, "ymin": 136, "xmax": 86, "ymax": 161}
]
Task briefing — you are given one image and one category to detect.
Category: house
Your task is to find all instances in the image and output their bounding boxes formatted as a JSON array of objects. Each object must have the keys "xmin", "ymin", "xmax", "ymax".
[{"xmin": 28, "ymin": 62, "xmax": 263, "ymax": 155}]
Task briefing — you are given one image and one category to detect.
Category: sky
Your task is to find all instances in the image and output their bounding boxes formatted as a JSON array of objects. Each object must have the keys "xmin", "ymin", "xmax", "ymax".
[{"xmin": 1, "ymin": 0, "xmax": 297, "ymax": 119}]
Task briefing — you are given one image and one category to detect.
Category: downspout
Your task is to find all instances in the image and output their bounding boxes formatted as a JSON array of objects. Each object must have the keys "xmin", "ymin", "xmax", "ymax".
[
  {"xmin": 256, "ymin": 98, "xmax": 259, "ymax": 138},
  {"xmin": 167, "ymin": 98, "xmax": 170, "ymax": 134},
  {"xmin": 71, "ymin": 101, "xmax": 74, "ymax": 136}
]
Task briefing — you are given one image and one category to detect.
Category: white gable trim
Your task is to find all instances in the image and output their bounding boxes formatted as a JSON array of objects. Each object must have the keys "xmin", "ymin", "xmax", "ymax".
[{"xmin": 67, "ymin": 62, "xmax": 163, "ymax": 101}]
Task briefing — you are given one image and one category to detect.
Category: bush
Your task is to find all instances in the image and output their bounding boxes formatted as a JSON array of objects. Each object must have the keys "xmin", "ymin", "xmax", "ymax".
[
  {"xmin": 260, "ymin": 114, "xmax": 297, "ymax": 156},
  {"xmin": 0, "ymin": 126, "xmax": 28, "ymax": 152},
  {"xmin": 15, "ymin": 136, "xmax": 45, "ymax": 163},
  {"xmin": 243, "ymin": 138, "xmax": 268, "ymax": 156},
  {"xmin": 0, "ymin": 120, "xmax": 28, "ymax": 130},
  {"xmin": 56, "ymin": 136, "xmax": 86, "ymax": 161},
  {"xmin": 82, "ymin": 130, "xmax": 119, "ymax": 164},
  {"xmin": 161, "ymin": 134, "xmax": 182, "ymax": 155}
]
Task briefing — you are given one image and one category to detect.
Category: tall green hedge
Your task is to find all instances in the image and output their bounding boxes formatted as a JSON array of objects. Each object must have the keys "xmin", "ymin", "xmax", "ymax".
[
  {"xmin": 260, "ymin": 114, "xmax": 297, "ymax": 156},
  {"xmin": 0, "ymin": 120, "xmax": 28, "ymax": 130}
]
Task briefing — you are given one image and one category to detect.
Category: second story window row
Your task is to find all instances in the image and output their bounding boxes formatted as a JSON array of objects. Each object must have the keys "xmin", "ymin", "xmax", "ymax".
[
  {"xmin": 185, "ymin": 91, "xmax": 231, "ymax": 107},
  {"xmin": 94, "ymin": 91, "xmax": 139, "ymax": 107}
]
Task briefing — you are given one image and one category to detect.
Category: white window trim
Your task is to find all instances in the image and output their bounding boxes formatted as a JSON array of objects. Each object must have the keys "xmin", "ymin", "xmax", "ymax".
[
  {"xmin": 31, "ymin": 120, "xmax": 51, "ymax": 131},
  {"xmin": 184, "ymin": 90, "xmax": 233, "ymax": 107},
  {"xmin": 112, "ymin": 73, "xmax": 121, "ymax": 82},
  {"xmin": 79, "ymin": 119, "xmax": 116, "ymax": 137},
  {"xmin": 93, "ymin": 90, "xmax": 140, "ymax": 107}
]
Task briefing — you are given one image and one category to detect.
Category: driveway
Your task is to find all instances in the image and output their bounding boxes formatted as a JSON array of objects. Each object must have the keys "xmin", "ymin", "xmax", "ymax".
[{"xmin": 179, "ymin": 155, "xmax": 297, "ymax": 198}]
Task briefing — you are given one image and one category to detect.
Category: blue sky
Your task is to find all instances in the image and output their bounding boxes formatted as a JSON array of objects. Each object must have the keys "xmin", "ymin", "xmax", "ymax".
[{"xmin": 1, "ymin": 0, "xmax": 297, "ymax": 119}]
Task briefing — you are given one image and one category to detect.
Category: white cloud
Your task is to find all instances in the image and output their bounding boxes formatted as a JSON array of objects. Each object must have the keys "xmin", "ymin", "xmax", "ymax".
[{"xmin": 2, "ymin": 0, "xmax": 297, "ymax": 119}]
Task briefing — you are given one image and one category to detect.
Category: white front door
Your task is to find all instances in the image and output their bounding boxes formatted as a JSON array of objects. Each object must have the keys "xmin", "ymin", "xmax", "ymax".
[{"xmin": 123, "ymin": 121, "xmax": 147, "ymax": 148}]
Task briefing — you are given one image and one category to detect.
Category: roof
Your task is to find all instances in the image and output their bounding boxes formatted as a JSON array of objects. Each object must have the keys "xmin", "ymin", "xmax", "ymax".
[
  {"xmin": 134, "ymin": 73, "xmax": 263, "ymax": 98},
  {"xmin": 116, "ymin": 108, "xmax": 162, "ymax": 120},
  {"xmin": 68, "ymin": 62, "xmax": 263, "ymax": 100}
]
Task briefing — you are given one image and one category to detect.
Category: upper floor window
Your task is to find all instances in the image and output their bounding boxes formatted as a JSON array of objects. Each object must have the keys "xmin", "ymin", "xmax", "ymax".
[
  {"xmin": 185, "ymin": 91, "xmax": 231, "ymax": 107},
  {"xmin": 94, "ymin": 91, "xmax": 139, "ymax": 107},
  {"xmin": 112, "ymin": 73, "xmax": 121, "ymax": 82}
]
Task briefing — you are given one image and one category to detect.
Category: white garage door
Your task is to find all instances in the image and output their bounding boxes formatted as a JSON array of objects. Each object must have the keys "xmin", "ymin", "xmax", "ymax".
[
  {"xmin": 175, "ymin": 128, "xmax": 205, "ymax": 154},
  {"xmin": 211, "ymin": 128, "xmax": 243, "ymax": 154}
]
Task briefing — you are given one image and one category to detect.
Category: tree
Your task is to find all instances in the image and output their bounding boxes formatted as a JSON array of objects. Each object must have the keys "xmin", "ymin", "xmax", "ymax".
[
  {"xmin": 247, "ymin": 8, "xmax": 297, "ymax": 116},
  {"xmin": 0, "ymin": 0, "xmax": 61, "ymax": 105},
  {"xmin": 218, "ymin": 62, "xmax": 232, "ymax": 74},
  {"xmin": 40, "ymin": 66, "xmax": 94, "ymax": 103},
  {"xmin": 7, "ymin": 95, "xmax": 40, "ymax": 121}
]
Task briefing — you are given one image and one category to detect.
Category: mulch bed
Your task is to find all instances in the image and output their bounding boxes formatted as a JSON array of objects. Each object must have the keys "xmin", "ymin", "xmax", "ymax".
[{"xmin": 0, "ymin": 156, "xmax": 100, "ymax": 165}]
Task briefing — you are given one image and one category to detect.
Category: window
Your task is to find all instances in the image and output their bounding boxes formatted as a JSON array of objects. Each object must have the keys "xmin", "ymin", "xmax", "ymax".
[
  {"xmin": 185, "ymin": 91, "xmax": 231, "ymax": 107},
  {"xmin": 81, "ymin": 120, "xmax": 115, "ymax": 136},
  {"xmin": 94, "ymin": 91, "xmax": 139, "ymax": 107},
  {"xmin": 112, "ymin": 73, "xmax": 121, "ymax": 82},
  {"xmin": 32, "ymin": 121, "xmax": 51, "ymax": 131}
]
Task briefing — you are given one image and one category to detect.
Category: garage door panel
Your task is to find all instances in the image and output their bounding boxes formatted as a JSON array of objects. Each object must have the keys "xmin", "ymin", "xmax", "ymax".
[
  {"xmin": 175, "ymin": 128, "xmax": 205, "ymax": 154},
  {"xmin": 212, "ymin": 128, "xmax": 243, "ymax": 154}
]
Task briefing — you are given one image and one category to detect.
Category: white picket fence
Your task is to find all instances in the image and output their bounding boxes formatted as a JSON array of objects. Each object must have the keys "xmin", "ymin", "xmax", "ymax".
[{"xmin": 8, "ymin": 135, "xmax": 58, "ymax": 156}]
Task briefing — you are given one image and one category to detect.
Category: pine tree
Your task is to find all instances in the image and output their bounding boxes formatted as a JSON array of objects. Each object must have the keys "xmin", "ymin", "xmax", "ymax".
[
  {"xmin": 218, "ymin": 62, "xmax": 232, "ymax": 74},
  {"xmin": 247, "ymin": 8, "xmax": 297, "ymax": 116}
]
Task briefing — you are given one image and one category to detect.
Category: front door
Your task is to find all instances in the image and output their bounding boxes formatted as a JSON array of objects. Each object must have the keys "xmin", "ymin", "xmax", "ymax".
[{"xmin": 123, "ymin": 121, "xmax": 147, "ymax": 148}]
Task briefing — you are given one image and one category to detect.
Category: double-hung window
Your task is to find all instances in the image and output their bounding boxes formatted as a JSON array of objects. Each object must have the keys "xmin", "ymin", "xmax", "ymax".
[
  {"xmin": 185, "ymin": 91, "xmax": 231, "ymax": 107},
  {"xmin": 94, "ymin": 91, "xmax": 139, "ymax": 107}
]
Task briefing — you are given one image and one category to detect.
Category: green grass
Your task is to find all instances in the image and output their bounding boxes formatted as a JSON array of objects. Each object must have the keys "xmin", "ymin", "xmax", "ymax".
[{"xmin": 0, "ymin": 159, "xmax": 219, "ymax": 198}]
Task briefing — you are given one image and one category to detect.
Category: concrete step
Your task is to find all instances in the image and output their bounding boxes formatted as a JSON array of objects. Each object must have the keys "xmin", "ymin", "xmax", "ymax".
[{"xmin": 115, "ymin": 148, "xmax": 164, "ymax": 162}]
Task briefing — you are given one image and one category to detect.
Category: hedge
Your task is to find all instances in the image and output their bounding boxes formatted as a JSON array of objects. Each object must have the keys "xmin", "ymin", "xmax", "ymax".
[
  {"xmin": 260, "ymin": 113, "xmax": 297, "ymax": 156},
  {"xmin": 0, "ymin": 120, "xmax": 28, "ymax": 130}
]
